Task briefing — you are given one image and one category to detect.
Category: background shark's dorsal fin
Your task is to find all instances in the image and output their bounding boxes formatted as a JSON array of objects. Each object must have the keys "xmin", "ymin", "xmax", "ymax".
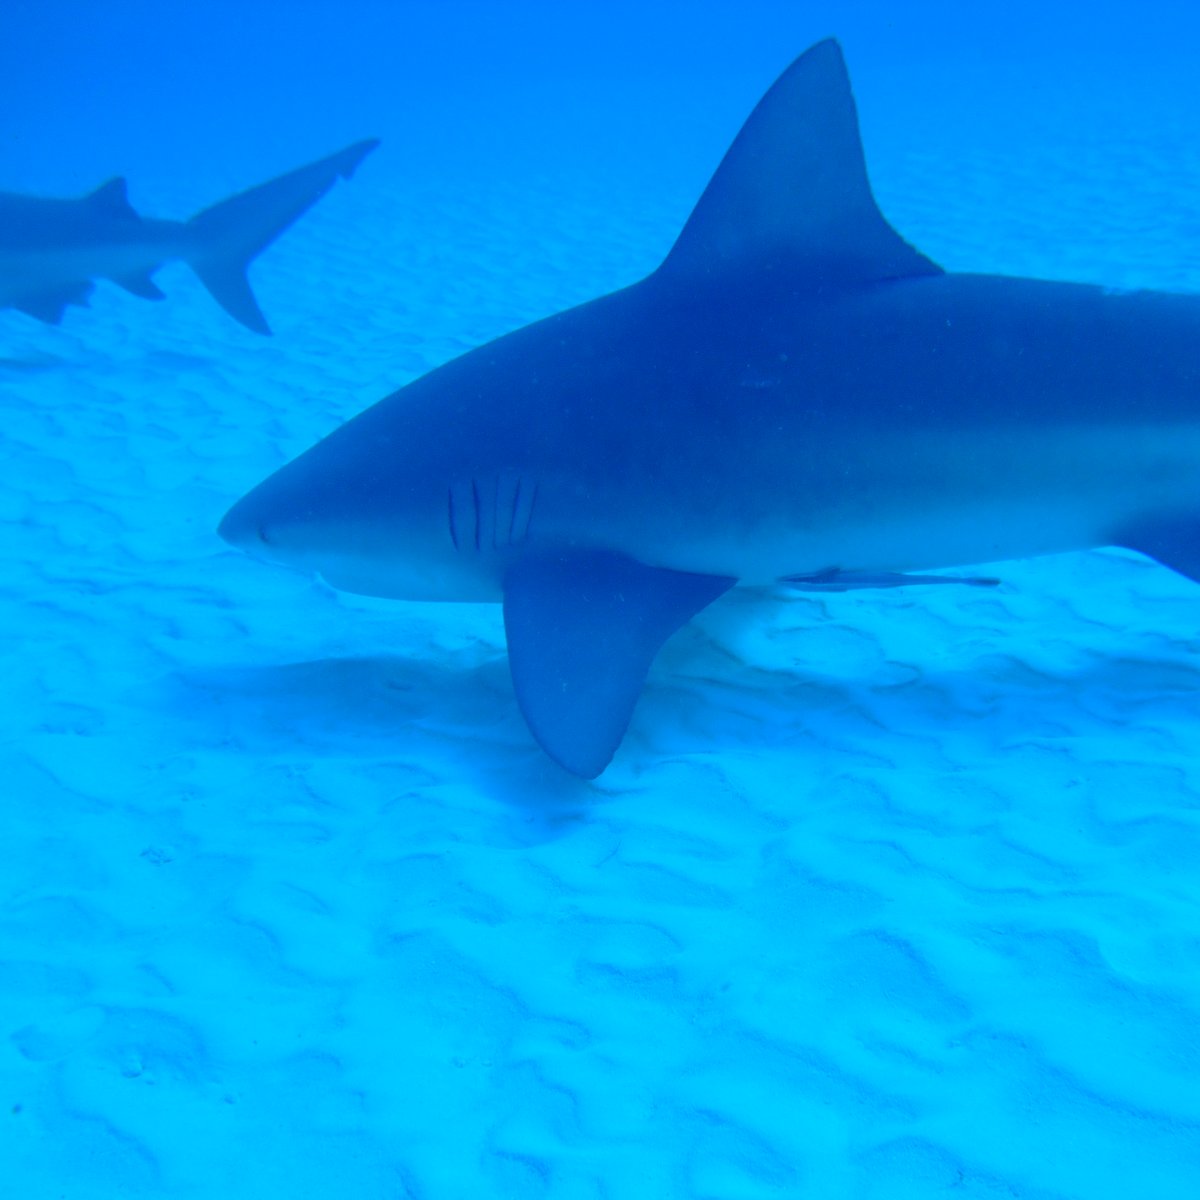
[
  {"xmin": 659, "ymin": 39, "xmax": 941, "ymax": 288},
  {"xmin": 85, "ymin": 177, "xmax": 139, "ymax": 221}
]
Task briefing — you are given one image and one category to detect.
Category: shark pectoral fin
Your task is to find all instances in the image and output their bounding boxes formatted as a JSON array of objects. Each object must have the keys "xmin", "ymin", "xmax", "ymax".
[
  {"xmin": 1115, "ymin": 517, "xmax": 1200, "ymax": 584},
  {"xmin": 503, "ymin": 550, "xmax": 735, "ymax": 778},
  {"xmin": 114, "ymin": 273, "xmax": 166, "ymax": 301},
  {"xmin": 659, "ymin": 39, "xmax": 940, "ymax": 288}
]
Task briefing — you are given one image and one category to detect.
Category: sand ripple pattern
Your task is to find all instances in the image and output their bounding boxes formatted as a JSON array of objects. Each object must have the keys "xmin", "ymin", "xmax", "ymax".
[{"xmin": 3, "ymin": 91, "xmax": 1200, "ymax": 1200}]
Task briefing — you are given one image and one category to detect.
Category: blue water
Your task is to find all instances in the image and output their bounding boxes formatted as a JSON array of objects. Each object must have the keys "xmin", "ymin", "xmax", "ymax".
[{"xmin": 3, "ymin": 2, "xmax": 1200, "ymax": 1196}]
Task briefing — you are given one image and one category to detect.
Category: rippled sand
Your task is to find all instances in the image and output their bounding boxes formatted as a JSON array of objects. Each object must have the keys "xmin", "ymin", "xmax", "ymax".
[{"xmin": 3, "ymin": 55, "xmax": 1200, "ymax": 1200}]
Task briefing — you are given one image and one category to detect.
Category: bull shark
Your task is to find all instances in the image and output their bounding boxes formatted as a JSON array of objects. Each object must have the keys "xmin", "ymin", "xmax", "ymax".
[
  {"xmin": 0, "ymin": 139, "xmax": 378, "ymax": 333},
  {"xmin": 220, "ymin": 40, "xmax": 1200, "ymax": 777}
]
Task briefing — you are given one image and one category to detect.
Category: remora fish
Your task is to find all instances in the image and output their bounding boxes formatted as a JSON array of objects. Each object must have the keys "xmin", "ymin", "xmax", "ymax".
[
  {"xmin": 0, "ymin": 139, "xmax": 378, "ymax": 332},
  {"xmin": 220, "ymin": 40, "xmax": 1200, "ymax": 776}
]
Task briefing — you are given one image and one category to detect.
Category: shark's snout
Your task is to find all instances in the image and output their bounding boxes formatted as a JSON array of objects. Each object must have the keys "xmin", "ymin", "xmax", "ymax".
[
  {"xmin": 218, "ymin": 493, "xmax": 277, "ymax": 556},
  {"xmin": 217, "ymin": 450, "xmax": 368, "ymax": 572}
]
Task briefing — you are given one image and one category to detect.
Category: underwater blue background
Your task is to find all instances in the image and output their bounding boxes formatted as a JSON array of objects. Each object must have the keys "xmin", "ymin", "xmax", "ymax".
[{"xmin": 3, "ymin": 1, "xmax": 1200, "ymax": 1196}]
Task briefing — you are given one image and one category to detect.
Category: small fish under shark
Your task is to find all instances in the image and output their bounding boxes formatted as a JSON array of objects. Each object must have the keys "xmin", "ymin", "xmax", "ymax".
[
  {"xmin": 221, "ymin": 39, "xmax": 1200, "ymax": 777},
  {"xmin": 0, "ymin": 139, "xmax": 378, "ymax": 333}
]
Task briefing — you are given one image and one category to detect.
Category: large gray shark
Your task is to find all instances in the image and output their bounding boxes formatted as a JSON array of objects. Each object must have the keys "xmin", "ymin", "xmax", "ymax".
[
  {"xmin": 220, "ymin": 40, "xmax": 1200, "ymax": 777},
  {"xmin": 0, "ymin": 139, "xmax": 378, "ymax": 333}
]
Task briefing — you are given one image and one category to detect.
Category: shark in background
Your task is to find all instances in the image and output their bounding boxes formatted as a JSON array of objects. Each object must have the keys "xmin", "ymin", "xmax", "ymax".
[
  {"xmin": 220, "ymin": 39, "xmax": 1200, "ymax": 777},
  {"xmin": 0, "ymin": 139, "xmax": 378, "ymax": 333}
]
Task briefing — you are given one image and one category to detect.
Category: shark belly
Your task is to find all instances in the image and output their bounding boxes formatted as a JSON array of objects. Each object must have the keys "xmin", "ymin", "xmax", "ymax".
[
  {"xmin": 597, "ymin": 418, "xmax": 1200, "ymax": 584},
  {"xmin": 764, "ymin": 422, "xmax": 1200, "ymax": 580},
  {"xmin": 0, "ymin": 240, "xmax": 173, "ymax": 315}
]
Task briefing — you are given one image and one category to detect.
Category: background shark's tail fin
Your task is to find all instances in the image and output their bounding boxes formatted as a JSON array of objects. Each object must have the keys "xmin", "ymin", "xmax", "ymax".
[{"xmin": 184, "ymin": 138, "xmax": 379, "ymax": 333}]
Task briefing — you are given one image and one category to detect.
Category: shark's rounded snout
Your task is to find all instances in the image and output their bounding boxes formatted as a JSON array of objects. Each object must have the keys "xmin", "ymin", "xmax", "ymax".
[{"xmin": 217, "ymin": 494, "xmax": 274, "ymax": 556}]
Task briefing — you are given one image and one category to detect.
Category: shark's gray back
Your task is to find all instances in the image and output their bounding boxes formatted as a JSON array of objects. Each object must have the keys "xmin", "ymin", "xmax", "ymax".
[{"xmin": 0, "ymin": 180, "xmax": 171, "ymax": 251}]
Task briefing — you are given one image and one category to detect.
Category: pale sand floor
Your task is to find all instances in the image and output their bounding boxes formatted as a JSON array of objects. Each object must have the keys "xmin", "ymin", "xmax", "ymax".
[{"xmin": 2, "ymin": 47, "xmax": 1200, "ymax": 1200}]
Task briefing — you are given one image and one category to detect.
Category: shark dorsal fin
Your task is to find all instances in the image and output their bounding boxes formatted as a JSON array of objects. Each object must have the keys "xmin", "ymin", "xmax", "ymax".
[
  {"xmin": 660, "ymin": 39, "xmax": 940, "ymax": 288},
  {"xmin": 85, "ymin": 177, "xmax": 138, "ymax": 221}
]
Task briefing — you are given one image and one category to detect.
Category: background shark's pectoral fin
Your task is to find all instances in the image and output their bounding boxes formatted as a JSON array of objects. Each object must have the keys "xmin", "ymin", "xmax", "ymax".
[
  {"xmin": 14, "ymin": 283, "xmax": 94, "ymax": 325},
  {"xmin": 659, "ymin": 38, "xmax": 940, "ymax": 288},
  {"xmin": 114, "ymin": 273, "xmax": 166, "ymax": 301},
  {"xmin": 503, "ymin": 550, "xmax": 734, "ymax": 777}
]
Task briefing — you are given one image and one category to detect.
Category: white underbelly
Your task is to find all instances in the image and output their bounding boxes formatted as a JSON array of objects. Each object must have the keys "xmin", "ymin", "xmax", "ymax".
[{"xmin": 632, "ymin": 420, "xmax": 1200, "ymax": 583}]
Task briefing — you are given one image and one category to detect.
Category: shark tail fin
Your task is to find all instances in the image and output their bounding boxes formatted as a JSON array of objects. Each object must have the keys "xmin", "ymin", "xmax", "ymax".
[{"xmin": 183, "ymin": 138, "xmax": 379, "ymax": 334}]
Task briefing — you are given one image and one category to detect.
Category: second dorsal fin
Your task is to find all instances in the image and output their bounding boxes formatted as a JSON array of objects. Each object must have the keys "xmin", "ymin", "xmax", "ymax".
[{"xmin": 659, "ymin": 39, "xmax": 940, "ymax": 289}]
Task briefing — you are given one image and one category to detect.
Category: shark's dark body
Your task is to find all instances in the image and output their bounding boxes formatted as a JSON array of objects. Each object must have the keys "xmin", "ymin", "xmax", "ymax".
[
  {"xmin": 0, "ymin": 139, "xmax": 377, "ymax": 332},
  {"xmin": 220, "ymin": 41, "xmax": 1200, "ymax": 776}
]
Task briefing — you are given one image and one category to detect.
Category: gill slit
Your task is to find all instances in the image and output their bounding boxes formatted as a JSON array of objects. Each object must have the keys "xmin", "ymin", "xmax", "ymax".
[
  {"xmin": 525, "ymin": 480, "xmax": 538, "ymax": 543},
  {"xmin": 508, "ymin": 477, "xmax": 522, "ymax": 545},
  {"xmin": 447, "ymin": 487, "xmax": 459, "ymax": 551}
]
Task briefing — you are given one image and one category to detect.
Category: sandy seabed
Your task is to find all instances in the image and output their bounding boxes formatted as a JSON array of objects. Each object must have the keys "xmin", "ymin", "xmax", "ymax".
[{"xmin": 2, "ymin": 97, "xmax": 1200, "ymax": 1199}]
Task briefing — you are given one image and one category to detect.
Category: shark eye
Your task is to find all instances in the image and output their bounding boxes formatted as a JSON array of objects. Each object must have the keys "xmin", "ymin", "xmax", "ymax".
[{"xmin": 258, "ymin": 524, "xmax": 275, "ymax": 546}]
